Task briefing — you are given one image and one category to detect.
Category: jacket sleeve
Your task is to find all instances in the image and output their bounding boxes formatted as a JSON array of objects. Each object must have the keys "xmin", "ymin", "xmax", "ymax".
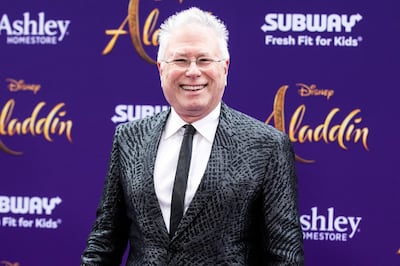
[
  {"xmin": 263, "ymin": 133, "xmax": 305, "ymax": 265},
  {"xmin": 81, "ymin": 126, "xmax": 129, "ymax": 265}
]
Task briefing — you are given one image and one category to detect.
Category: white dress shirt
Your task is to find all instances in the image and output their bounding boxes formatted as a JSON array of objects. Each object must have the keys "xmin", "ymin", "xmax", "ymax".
[{"xmin": 153, "ymin": 103, "xmax": 220, "ymax": 232}]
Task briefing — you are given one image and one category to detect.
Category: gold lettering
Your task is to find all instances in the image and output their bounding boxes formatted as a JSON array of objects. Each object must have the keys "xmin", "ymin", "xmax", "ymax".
[
  {"xmin": 297, "ymin": 83, "xmax": 334, "ymax": 100},
  {"xmin": 0, "ymin": 99, "xmax": 13, "ymax": 135},
  {"xmin": 288, "ymin": 104, "xmax": 305, "ymax": 142},
  {"xmin": 0, "ymin": 99, "xmax": 73, "ymax": 155},
  {"xmin": 0, "ymin": 261, "xmax": 20, "ymax": 266},
  {"xmin": 6, "ymin": 78, "xmax": 41, "ymax": 94},
  {"xmin": 127, "ymin": 0, "xmax": 157, "ymax": 64},
  {"xmin": 103, "ymin": 0, "xmax": 189, "ymax": 62},
  {"xmin": 0, "ymin": 139, "xmax": 22, "ymax": 156},
  {"xmin": 102, "ymin": 17, "xmax": 129, "ymax": 55},
  {"xmin": 143, "ymin": 9, "xmax": 160, "ymax": 46},
  {"xmin": 266, "ymin": 86, "xmax": 370, "ymax": 163},
  {"xmin": 102, "ymin": 0, "xmax": 158, "ymax": 63},
  {"xmin": 289, "ymin": 107, "xmax": 369, "ymax": 150},
  {"xmin": 266, "ymin": 86, "xmax": 315, "ymax": 163}
]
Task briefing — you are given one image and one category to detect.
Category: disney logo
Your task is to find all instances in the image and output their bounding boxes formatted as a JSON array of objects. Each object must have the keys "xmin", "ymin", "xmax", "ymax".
[
  {"xmin": 6, "ymin": 78, "xmax": 41, "ymax": 94},
  {"xmin": 297, "ymin": 83, "xmax": 334, "ymax": 100}
]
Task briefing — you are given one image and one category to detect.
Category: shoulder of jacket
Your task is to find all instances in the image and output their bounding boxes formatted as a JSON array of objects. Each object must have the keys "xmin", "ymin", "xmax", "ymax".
[{"xmin": 221, "ymin": 103, "xmax": 288, "ymax": 143}]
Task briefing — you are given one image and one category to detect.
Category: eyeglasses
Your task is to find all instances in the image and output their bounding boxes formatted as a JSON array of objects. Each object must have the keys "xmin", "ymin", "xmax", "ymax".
[{"xmin": 161, "ymin": 58, "xmax": 225, "ymax": 69}]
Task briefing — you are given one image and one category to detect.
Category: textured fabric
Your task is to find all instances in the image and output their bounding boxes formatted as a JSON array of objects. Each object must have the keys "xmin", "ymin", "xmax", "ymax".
[
  {"xmin": 154, "ymin": 105, "xmax": 218, "ymax": 232},
  {"xmin": 81, "ymin": 102, "xmax": 305, "ymax": 266},
  {"xmin": 170, "ymin": 124, "xmax": 196, "ymax": 238}
]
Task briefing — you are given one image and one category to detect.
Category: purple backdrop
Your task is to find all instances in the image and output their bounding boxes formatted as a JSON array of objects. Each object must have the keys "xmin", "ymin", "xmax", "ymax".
[{"xmin": 1, "ymin": 0, "xmax": 399, "ymax": 265}]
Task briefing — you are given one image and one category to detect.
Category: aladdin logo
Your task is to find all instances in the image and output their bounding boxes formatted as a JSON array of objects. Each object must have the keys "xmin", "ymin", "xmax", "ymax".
[
  {"xmin": 102, "ymin": 0, "xmax": 186, "ymax": 64},
  {"xmin": 261, "ymin": 13, "xmax": 363, "ymax": 33},
  {"xmin": 300, "ymin": 207, "xmax": 362, "ymax": 242},
  {"xmin": 0, "ymin": 12, "xmax": 71, "ymax": 45},
  {"xmin": 0, "ymin": 195, "xmax": 62, "ymax": 215},
  {"xmin": 1, "ymin": 78, "xmax": 73, "ymax": 156},
  {"xmin": 265, "ymin": 84, "xmax": 369, "ymax": 163},
  {"xmin": 112, "ymin": 104, "xmax": 169, "ymax": 123}
]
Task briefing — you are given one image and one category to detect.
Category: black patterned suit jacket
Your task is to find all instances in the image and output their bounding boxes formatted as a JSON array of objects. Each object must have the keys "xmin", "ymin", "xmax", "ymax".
[{"xmin": 81, "ymin": 102, "xmax": 304, "ymax": 265}]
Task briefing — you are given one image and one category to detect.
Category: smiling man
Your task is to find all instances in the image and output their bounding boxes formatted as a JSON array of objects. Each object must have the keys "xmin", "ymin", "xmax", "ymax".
[{"xmin": 81, "ymin": 7, "xmax": 304, "ymax": 265}]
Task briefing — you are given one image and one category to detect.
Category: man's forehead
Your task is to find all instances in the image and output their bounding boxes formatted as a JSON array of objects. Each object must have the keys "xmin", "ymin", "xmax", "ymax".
[{"xmin": 168, "ymin": 50, "xmax": 211, "ymax": 57}]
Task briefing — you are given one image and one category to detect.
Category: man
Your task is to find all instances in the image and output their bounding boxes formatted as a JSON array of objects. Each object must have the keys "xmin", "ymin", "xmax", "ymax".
[{"xmin": 81, "ymin": 7, "xmax": 304, "ymax": 265}]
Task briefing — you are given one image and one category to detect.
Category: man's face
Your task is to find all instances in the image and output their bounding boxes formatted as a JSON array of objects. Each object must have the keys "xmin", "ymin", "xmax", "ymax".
[{"xmin": 157, "ymin": 24, "xmax": 229, "ymax": 123}]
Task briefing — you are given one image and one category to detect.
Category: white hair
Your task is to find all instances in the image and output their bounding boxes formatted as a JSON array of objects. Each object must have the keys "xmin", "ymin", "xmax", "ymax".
[{"xmin": 157, "ymin": 7, "xmax": 230, "ymax": 61}]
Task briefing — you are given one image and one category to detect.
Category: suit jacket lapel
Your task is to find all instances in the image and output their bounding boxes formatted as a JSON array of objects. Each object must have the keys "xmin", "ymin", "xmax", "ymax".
[{"xmin": 138, "ymin": 110, "xmax": 170, "ymax": 241}]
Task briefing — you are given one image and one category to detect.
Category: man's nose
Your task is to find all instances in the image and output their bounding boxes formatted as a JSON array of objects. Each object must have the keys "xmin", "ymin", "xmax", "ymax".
[{"xmin": 186, "ymin": 61, "xmax": 201, "ymax": 75}]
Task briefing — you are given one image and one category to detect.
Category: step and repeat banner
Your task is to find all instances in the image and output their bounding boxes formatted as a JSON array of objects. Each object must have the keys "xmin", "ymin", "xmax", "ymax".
[{"xmin": 1, "ymin": 0, "xmax": 399, "ymax": 265}]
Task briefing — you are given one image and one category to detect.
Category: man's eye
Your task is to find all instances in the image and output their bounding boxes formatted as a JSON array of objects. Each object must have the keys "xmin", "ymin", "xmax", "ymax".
[
  {"xmin": 198, "ymin": 58, "xmax": 213, "ymax": 63},
  {"xmin": 173, "ymin": 59, "xmax": 188, "ymax": 64}
]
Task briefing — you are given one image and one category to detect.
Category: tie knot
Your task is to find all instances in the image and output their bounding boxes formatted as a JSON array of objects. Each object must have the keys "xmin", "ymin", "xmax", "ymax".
[{"xmin": 183, "ymin": 124, "xmax": 196, "ymax": 136}]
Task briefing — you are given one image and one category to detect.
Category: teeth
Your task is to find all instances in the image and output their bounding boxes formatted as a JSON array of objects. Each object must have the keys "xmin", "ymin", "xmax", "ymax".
[{"xmin": 181, "ymin": 85, "xmax": 204, "ymax": 91}]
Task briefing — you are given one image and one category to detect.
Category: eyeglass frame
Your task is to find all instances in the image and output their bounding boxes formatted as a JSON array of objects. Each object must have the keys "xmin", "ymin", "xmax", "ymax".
[{"xmin": 160, "ymin": 57, "xmax": 225, "ymax": 69}]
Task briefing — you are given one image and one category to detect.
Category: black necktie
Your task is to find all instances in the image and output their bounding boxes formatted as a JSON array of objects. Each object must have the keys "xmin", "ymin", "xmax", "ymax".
[{"xmin": 169, "ymin": 124, "xmax": 196, "ymax": 238}]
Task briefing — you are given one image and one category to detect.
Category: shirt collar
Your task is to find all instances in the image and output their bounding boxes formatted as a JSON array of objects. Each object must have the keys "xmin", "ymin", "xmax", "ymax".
[{"xmin": 164, "ymin": 103, "xmax": 221, "ymax": 142}]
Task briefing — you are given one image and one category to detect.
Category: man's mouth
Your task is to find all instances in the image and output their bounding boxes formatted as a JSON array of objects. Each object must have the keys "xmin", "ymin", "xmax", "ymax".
[{"xmin": 181, "ymin": 85, "xmax": 205, "ymax": 91}]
